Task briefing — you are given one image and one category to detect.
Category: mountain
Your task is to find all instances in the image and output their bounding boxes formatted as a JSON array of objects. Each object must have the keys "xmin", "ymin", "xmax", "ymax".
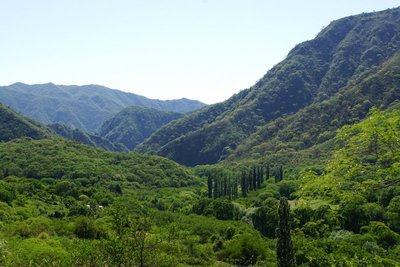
[
  {"xmin": 98, "ymin": 106, "xmax": 182, "ymax": 150},
  {"xmin": 49, "ymin": 123, "xmax": 125, "ymax": 152},
  {"xmin": 0, "ymin": 103, "xmax": 52, "ymax": 141},
  {"xmin": 229, "ymin": 53, "xmax": 400, "ymax": 162},
  {"xmin": 0, "ymin": 83, "xmax": 206, "ymax": 133},
  {"xmin": 136, "ymin": 7, "xmax": 400, "ymax": 166},
  {"xmin": 0, "ymin": 101, "xmax": 125, "ymax": 151},
  {"xmin": 0, "ymin": 138, "xmax": 198, "ymax": 187}
]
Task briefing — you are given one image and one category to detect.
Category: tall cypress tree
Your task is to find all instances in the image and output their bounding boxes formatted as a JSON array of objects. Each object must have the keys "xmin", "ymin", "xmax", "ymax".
[
  {"xmin": 223, "ymin": 176, "xmax": 228, "ymax": 197},
  {"xmin": 277, "ymin": 197, "xmax": 296, "ymax": 267},
  {"xmin": 233, "ymin": 177, "xmax": 238, "ymax": 198},
  {"xmin": 227, "ymin": 177, "xmax": 232, "ymax": 199},
  {"xmin": 256, "ymin": 166, "xmax": 261, "ymax": 188},
  {"xmin": 207, "ymin": 176, "xmax": 213, "ymax": 198},
  {"xmin": 266, "ymin": 164, "xmax": 270, "ymax": 181},
  {"xmin": 218, "ymin": 179, "xmax": 222, "ymax": 198},
  {"xmin": 279, "ymin": 166, "xmax": 284, "ymax": 182},
  {"xmin": 260, "ymin": 166, "xmax": 264, "ymax": 184},
  {"xmin": 247, "ymin": 170, "xmax": 252, "ymax": 191},
  {"xmin": 252, "ymin": 166, "xmax": 257, "ymax": 190},
  {"xmin": 213, "ymin": 177, "xmax": 218, "ymax": 198},
  {"xmin": 241, "ymin": 171, "xmax": 247, "ymax": 197}
]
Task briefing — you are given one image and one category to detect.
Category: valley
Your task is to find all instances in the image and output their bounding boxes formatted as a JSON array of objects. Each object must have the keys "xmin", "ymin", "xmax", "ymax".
[{"xmin": 0, "ymin": 7, "xmax": 400, "ymax": 267}]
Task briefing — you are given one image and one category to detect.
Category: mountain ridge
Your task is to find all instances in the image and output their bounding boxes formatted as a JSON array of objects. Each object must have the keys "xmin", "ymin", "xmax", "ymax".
[
  {"xmin": 0, "ymin": 102, "xmax": 53, "ymax": 141},
  {"xmin": 136, "ymin": 7, "xmax": 400, "ymax": 166},
  {"xmin": 0, "ymin": 82, "xmax": 206, "ymax": 133},
  {"xmin": 98, "ymin": 106, "xmax": 183, "ymax": 150}
]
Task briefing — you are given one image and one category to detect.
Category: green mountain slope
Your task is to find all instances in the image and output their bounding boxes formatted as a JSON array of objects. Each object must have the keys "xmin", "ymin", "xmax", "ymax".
[
  {"xmin": 299, "ymin": 106, "xmax": 400, "ymax": 198},
  {"xmin": 49, "ymin": 123, "xmax": 125, "ymax": 152},
  {"xmin": 136, "ymin": 7, "xmax": 400, "ymax": 166},
  {"xmin": 0, "ymin": 138, "xmax": 197, "ymax": 187},
  {"xmin": 229, "ymin": 54, "xmax": 400, "ymax": 161},
  {"xmin": 99, "ymin": 106, "xmax": 182, "ymax": 150},
  {"xmin": 0, "ymin": 103, "xmax": 52, "ymax": 141},
  {"xmin": 0, "ymin": 83, "xmax": 206, "ymax": 133}
]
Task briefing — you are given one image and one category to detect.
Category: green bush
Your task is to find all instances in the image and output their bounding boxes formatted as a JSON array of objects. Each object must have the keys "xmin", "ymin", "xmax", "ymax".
[
  {"xmin": 218, "ymin": 233, "xmax": 270, "ymax": 266},
  {"xmin": 74, "ymin": 217, "xmax": 104, "ymax": 239},
  {"xmin": 9, "ymin": 238, "xmax": 72, "ymax": 266}
]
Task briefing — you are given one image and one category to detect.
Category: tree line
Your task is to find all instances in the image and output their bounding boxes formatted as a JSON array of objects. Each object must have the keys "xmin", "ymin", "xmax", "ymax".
[{"xmin": 207, "ymin": 164, "xmax": 285, "ymax": 199}]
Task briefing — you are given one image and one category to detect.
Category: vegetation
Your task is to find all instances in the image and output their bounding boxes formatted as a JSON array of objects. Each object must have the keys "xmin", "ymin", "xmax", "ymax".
[
  {"xmin": 230, "ymin": 53, "xmax": 400, "ymax": 162},
  {"xmin": 0, "ymin": 138, "xmax": 197, "ymax": 187},
  {"xmin": 49, "ymin": 123, "xmax": 124, "ymax": 151},
  {"xmin": 137, "ymin": 7, "xmax": 400, "ymax": 166},
  {"xmin": 0, "ymin": 83, "xmax": 205, "ymax": 133},
  {"xmin": 277, "ymin": 197, "xmax": 296, "ymax": 267},
  {"xmin": 1, "ymin": 7, "xmax": 400, "ymax": 267},
  {"xmin": 1, "ymin": 107, "xmax": 400, "ymax": 266},
  {"xmin": 0, "ymin": 103, "xmax": 52, "ymax": 141},
  {"xmin": 99, "ymin": 106, "xmax": 182, "ymax": 150}
]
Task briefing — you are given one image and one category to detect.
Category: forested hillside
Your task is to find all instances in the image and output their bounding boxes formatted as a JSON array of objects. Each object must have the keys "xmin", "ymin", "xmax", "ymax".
[
  {"xmin": 0, "ymin": 83, "xmax": 205, "ymax": 133},
  {"xmin": 290, "ymin": 107, "xmax": 400, "ymax": 265},
  {"xmin": 0, "ymin": 138, "xmax": 197, "ymax": 187},
  {"xmin": 49, "ymin": 123, "xmax": 124, "ymax": 152},
  {"xmin": 137, "ymin": 7, "xmax": 400, "ymax": 166},
  {"xmin": 0, "ymin": 103, "xmax": 52, "ymax": 141},
  {"xmin": 1, "ymin": 7, "xmax": 400, "ymax": 267},
  {"xmin": 230, "ymin": 54, "xmax": 400, "ymax": 161},
  {"xmin": 98, "ymin": 106, "xmax": 182, "ymax": 150},
  {"xmin": 1, "ymin": 107, "xmax": 400, "ymax": 266}
]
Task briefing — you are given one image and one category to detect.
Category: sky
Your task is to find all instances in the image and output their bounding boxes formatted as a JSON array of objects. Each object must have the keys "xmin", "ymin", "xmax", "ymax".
[{"xmin": 1, "ymin": 1, "xmax": 399, "ymax": 104}]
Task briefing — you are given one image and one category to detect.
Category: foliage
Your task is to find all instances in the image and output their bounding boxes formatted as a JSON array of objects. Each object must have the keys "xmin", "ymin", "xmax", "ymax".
[
  {"xmin": 137, "ymin": 7, "xmax": 400, "ymax": 166},
  {"xmin": 0, "ymin": 103, "xmax": 52, "ymax": 142},
  {"xmin": 0, "ymin": 83, "xmax": 205, "ymax": 133},
  {"xmin": 217, "ymin": 233, "xmax": 273, "ymax": 266},
  {"xmin": 277, "ymin": 197, "xmax": 296, "ymax": 267},
  {"xmin": 0, "ymin": 138, "xmax": 198, "ymax": 187},
  {"xmin": 1, "ymin": 7, "xmax": 400, "ymax": 267},
  {"xmin": 99, "ymin": 106, "xmax": 182, "ymax": 150},
  {"xmin": 49, "ymin": 123, "xmax": 123, "ymax": 151}
]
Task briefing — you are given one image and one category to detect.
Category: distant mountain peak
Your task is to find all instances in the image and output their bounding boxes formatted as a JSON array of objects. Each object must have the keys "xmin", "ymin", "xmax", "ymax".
[{"xmin": 0, "ymin": 83, "xmax": 206, "ymax": 133}]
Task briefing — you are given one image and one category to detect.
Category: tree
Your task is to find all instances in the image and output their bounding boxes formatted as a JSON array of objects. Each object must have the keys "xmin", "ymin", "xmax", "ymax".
[
  {"xmin": 227, "ymin": 177, "xmax": 232, "ymax": 199},
  {"xmin": 213, "ymin": 177, "xmax": 219, "ymax": 198},
  {"xmin": 74, "ymin": 216, "xmax": 102, "ymax": 239},
  {"xmin": 218, "ymin": 233, "xmax": 268, "ymax": 266},
  {"xmin": 275, "ymin": 166, "xmax": 284, "ymax": 183},
  {"xmin": 248, "ymin": 170, "xmax": 253, "ymax": 191},
  {"xmin": 131, "ymin": 217, "xmax": 160, "ymax": 267},
  {"xmin": 104, "ymin": 205, "xmax": 131, "ymax": 267},
  {"xmin": 241, "ymin": 172, "xmax": 247, "ymax": 197},
  {"xmin": 207, "ymin": 176, "xmax": 213, "ymax": 198},
  {"xmin": 387, "ymin": 196, "xmax": 400, "ymax": 232},
  {"xmin": 104, "ymin": 204, "xmax": 160, "ymax": 267},
  {"xmin": 252, "ymin": 198, "xmax": 278, "ymax": 238},
  {"xmin": 256, "ymin": 166, "xmax": 261, "ymax": 189},
  {"xmin": 213, "ymin": 199, "xmax": 235, "ymax": 220},
  {"xmin": 252, "ymin": 166, "xmax": 257, "ymax": 190},
  {"xmin": 277, "ymin": 197, "xmax": 296, "ymax": 267},
  {"xmin": 223, "ymin": 177, "xmax": 228, "ymax": 197},
  {"xmin": 232, "ymin": 177, "xmax": 238, "ymax": 198}
]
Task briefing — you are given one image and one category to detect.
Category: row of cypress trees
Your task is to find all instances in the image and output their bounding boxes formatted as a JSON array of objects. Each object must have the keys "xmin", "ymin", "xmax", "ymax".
[
  {"xmin": 207, "ymin": 164, "xmax": 285, "ymax": 199},
  {"xmin": 207, "ymin": 176, "xmax": 239, "ymax": 199}
]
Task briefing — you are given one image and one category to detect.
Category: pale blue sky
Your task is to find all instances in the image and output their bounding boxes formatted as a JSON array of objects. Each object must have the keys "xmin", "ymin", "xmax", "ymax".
[{"xmin": 1, "ymin": 1, "xmax": 399, "ymax": 103}]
